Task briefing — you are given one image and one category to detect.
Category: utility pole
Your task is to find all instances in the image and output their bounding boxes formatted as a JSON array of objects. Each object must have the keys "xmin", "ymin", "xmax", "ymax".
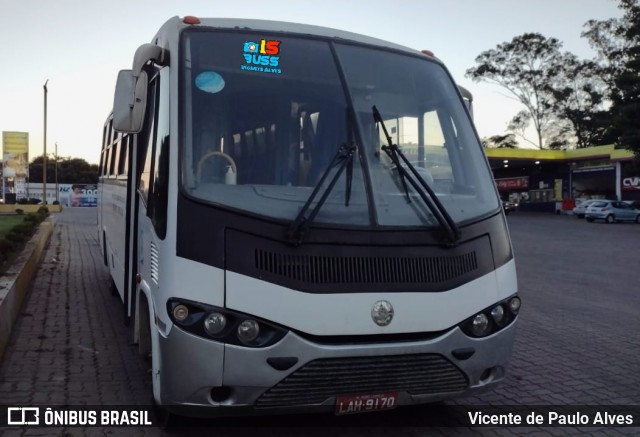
[
  {"xmin": 55, "ymin": 142, "xmax": 59, "ymax": 203},
  {"xmin": 43, "ymin": 80, "xmax": 48, "ymax": 205}
]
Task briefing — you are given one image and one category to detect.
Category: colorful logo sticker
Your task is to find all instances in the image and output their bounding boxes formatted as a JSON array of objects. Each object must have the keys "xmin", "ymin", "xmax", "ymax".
[{"xmin": 241, "ymin": 39, "xmax": 282, "ymax": 74}]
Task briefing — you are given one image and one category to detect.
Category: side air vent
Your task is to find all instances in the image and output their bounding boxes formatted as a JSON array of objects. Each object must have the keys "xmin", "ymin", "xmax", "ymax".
[{"xmin": 255, "ymin": 249, "xmax": 477, "ymax": 285}]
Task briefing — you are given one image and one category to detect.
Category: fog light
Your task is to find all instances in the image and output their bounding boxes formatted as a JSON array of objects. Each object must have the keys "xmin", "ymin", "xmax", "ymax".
[
  {"xmin": 471, "ymin": 313, "xmax": 491, "ymax": 337},
  {"xmin": 490, "ymin": 305, "xmax": 506, "ymax": 326},
  {"xmin": 237, "ymin": 319, "xmax": 260, "ymax": 344},
  {"xmin": 203, "ymin": 312, "xmax": 227, "ymax": 336},
  {"xmin": 172, "ymin": 304, "xmax": 189, "ymax": 322},
  {"xmin": 509, "ymin": 297, "xmax": 521, "ymax": 315}
]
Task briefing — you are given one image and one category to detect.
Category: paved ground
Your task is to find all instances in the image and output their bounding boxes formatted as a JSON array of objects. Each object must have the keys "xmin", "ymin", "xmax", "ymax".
[{"xmin": 0, "ymin": 208, "xmax": 639, "ymax": 436}]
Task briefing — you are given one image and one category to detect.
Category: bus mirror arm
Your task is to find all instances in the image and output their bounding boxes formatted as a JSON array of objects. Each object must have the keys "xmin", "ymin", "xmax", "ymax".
[{"xmin": 132, "ymin": 44, "xmax": 164, "ymax": 79}]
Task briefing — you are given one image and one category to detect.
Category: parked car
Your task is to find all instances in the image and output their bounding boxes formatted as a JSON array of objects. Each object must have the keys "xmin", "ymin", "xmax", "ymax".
[
  {"xmin": 585, "ymin": 200, "xmax": 640, "ymax": 223},
  {"xmin": 572, "ymin": 199, "xmax": 597, "ymax": 218},
  {"xmin": 502, "ymin": 200, "xmax": 517, "ymax": 215}
]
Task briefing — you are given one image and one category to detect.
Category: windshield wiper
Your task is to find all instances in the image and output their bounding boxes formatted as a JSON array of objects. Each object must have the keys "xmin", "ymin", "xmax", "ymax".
[
  {"xmin": 286, "ymin": 143, "xmax": 356, "ymax": 246},
  {"xmin": 372, "ymin": 105, "xmax": 461, "ymax": 245}
]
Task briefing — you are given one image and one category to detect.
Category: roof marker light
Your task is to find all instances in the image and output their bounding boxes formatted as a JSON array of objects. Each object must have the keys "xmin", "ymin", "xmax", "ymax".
[
  {"xmin": 421, "ymin": 49, "xmax": 434, "ymax": 57},
  {"xmin": 183, "ymin": 16, "xmax": 201, "ymax": 25}
]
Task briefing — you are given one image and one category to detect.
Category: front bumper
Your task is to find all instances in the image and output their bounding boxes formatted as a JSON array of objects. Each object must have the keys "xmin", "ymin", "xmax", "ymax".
[{"xmin": 156, "ymin": 319, "xmax": 518, "ymax": 417}]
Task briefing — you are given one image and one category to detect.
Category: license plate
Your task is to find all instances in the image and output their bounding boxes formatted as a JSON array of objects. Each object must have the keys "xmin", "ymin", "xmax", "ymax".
[{"xmin": 335, "ymin": 392, "xmax": 399, "ymax": 415}]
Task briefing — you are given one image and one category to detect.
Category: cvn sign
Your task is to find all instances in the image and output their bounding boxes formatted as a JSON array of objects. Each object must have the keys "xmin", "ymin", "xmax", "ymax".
[{"xmin": 622, "ymin": 176, "xmax": 640, "ymax": 191}]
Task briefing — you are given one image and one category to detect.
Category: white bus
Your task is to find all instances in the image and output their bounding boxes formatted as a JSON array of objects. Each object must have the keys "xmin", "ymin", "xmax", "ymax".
[{"xmin": 98, "ymin": 16, "xmax": 520, "ymax": 417}]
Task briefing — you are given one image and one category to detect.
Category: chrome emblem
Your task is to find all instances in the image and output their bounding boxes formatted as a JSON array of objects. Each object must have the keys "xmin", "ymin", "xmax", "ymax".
[{"xmin": 371, "ymin": 300, "xmax": 394, "ymax": 326}]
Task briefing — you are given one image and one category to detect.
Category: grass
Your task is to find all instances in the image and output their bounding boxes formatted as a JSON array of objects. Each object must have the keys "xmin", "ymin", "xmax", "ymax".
[
  {"xmin": 0, "ymin": 214, "xmax": 29, "ymax": 276},
  {"xmin": 0, "ymin": 215, "xmax": 26, "ymax": 239}
]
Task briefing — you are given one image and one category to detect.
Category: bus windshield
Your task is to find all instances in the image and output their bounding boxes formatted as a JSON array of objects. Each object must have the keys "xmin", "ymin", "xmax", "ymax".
[{"xmin": 180, "ymin": 30, "xmax": 499, "ymax": 228}]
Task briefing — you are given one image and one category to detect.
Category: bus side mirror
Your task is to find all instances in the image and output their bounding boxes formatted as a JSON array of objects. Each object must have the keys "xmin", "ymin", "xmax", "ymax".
[{"xmin": 113, "ymin": 69, "xmax": 148, "ymax": 133}]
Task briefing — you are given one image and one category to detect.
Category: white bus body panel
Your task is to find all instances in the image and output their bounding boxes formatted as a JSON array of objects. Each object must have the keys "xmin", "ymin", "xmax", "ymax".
[{"xmin": 225, "ymin": 259, "xmax": 517, "ymax": 335}]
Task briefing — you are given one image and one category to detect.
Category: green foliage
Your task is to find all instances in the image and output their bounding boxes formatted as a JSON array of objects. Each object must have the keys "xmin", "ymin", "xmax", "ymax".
[
  {"xmin": 24, "ymin": 213, "xmax": 42, "ymax": 225},
  {"xmin": 28, "ymin": 155, "xmax": 99, "ymax": 184},
  {"xmin": 482, "ymin": 134, "xmax": 518, "ymax": 149},
  {"xmin": 0, "ymin": 238, "xmax": 15, "ymax": 254},
  {"xmin": 466, "ymin": 33, "xmax": 569, "ymax": 149},
  {"xmin": 5, "ymin": 230, "xmax": 26, "ymax": 244},
  {"xmin": 609, "ymin": 0, "xmax": 640, "ymax": 162},
  {"xmin": 468, "ymin": 3, "xmax": 640, "ymax": 150},
  {"xmin": 12, "ymin": 222, "xmax": 35, "ymax": 237},
  {"xmin": 0, "ymin": 211, "xmax": 47, "ymax": 273}
]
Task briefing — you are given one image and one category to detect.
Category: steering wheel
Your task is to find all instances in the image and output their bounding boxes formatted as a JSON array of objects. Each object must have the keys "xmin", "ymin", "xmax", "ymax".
[{"xmin": 196, "ymin": 151, "xmax": 237, "ymax": 184}]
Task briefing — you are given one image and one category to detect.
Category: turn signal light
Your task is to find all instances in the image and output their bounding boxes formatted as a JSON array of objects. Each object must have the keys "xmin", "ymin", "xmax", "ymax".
[{"xmin": 183, "ymin": 16, "xmax": 201, "ymax": 25}]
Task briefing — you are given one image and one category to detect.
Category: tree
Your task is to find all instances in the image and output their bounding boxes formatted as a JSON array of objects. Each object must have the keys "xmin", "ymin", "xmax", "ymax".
[
  {"xmin": 582, "ymin": 15, "xmax": 630, "ymax": 100},
  {"xmin": 28, "ymin": 155, "xmax": 99, "ymax": 184},
  {"xmin": 466, "ymin": 33, "xmax": 567, "ymax": 149},
  {"xmin": 481, "ymin": 134, "xmax": 518, "ymax": 149},
  {"xmin": 548, "ymin": 57, "xmax": 615, "ymax": 148},
  {"xmin": 582, "ymin": 0, "xmax": 640, "ymax": 159},
  {"xmin": 608, "ymin": 0, "xmax": 640, "ymax": 161}
]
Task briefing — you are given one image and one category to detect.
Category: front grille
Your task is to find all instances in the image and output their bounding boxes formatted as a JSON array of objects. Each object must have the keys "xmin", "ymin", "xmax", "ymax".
[
  {"xmin": 256, "ymin": 353, "xmax": 468, "ymax": 408},
  {"xmin": 255, "ymin": 249, "xmax": 478, "ymax": 285}
]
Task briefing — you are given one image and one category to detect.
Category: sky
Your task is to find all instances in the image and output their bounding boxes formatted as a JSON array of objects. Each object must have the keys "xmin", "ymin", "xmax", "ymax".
[{"xmin": 0, "ymin": 0, "xmax": 624, "ymax": 165}]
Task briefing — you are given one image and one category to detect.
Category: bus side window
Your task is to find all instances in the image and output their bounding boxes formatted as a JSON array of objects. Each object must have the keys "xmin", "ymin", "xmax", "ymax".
[
  {"xmin": 150, "ymin": 68, "xmax": 170, "ymax": 239},
  {"xmin": 137, "ymin": 67, "xmax": 170, "ymax": 239},
  {"xmin": 138, "ymin": 72, "xmax": 158, "ymax": 208}
]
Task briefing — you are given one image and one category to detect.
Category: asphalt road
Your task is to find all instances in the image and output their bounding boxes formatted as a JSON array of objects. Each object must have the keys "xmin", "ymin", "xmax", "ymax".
[{"xmin": 0, "ymin": 208, "xmax": 639, "ymax": 436}]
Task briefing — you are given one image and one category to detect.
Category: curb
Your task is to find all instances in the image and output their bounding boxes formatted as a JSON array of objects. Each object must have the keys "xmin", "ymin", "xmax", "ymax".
[{"xmin": 0, "ymin": 216, "xmax": 55, "ymax": 362}]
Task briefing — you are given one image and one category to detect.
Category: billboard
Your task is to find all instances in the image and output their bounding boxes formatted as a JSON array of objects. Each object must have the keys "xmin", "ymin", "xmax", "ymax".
[
  {"xmin": 2, "ymin": 131, "xmax": 29, "ymax": 200},
  {"xmin": 495, "ymin": 176, "xmax": 529, "ymax": 191},
  {"xmin": 62, "ymin": 184, "xmax": 98, "ymax": 207}
]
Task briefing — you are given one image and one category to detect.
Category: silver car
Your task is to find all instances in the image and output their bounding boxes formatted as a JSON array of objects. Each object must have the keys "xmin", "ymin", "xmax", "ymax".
[
  {"xmin": 572, "ymin": 199, "xmax": 596, "ymax": 218},
  {"xmin": 585, "ymin": 200, "xmax": 640, "ymax": 223}
]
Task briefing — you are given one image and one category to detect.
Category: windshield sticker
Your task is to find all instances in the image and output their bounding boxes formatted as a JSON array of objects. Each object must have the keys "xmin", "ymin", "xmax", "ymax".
[
  {"xmin": 241, "ymin": 39, "xmax": 282, "ymax": 75},
  {"xmin": 195, "ymin": 71, "xmax": 225, "ymax": 93}
]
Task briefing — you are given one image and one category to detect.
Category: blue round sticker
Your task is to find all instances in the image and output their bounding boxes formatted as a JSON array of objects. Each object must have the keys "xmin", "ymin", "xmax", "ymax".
[{"xmin": 195, "ymin": 71, "xmax": 225, "ymax": 93}]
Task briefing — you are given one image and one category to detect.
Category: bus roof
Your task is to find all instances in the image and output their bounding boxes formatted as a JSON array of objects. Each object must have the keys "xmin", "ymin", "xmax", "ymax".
[{"xmin": 153, "ymin": 16, "xmax": 438, "ymax": 62}]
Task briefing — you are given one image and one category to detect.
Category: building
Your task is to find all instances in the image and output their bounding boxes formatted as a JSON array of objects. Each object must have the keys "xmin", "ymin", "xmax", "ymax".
[{"xmin": 485, "ymin": 145, "xmax": 639, "ymax": 212}]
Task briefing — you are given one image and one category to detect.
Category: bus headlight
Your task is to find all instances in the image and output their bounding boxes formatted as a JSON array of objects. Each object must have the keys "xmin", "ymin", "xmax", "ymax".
[
  {"xmin": 172, "ymin": 304, "xmax": 189, "ymax": 322},
  {"xmin": 490, "ymin": 305, "xmax": 506, "ymax": 327},
  {"xmin": 204, "ymin": 312, "xmax": 227, "ymax": 336},
  {"xmin": 459, "ymin": 294, "xmax": 520, "ymax": 338},
  {"xmin": 237, "ymin": 319, "xmax": 260, "ymax": 344},
  {"xmin": 509, "ymin": 297, "xmax": 521, "ymax": 315},
  {"xmin": 167, "ymin": 299, "xmax": 288, "ymax": 348},
  {"xmin": 471, "ymin": 313, "xmax": 491, "ymax": 337}
]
